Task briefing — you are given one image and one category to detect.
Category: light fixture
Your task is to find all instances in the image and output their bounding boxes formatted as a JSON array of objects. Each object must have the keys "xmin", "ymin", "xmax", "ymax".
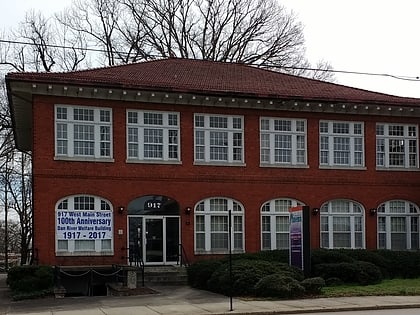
[
  {"xmin": 312, "ymin": 208, "xmax": 320, "ymax": 216},
  {"xmin": 118, "ymin": 206, "xmax": 125, "ymax": 214},
  {"xmin": 370, "ymin": 208, "xmax": 377, "ymax": 216},
  {"xmin": 184, "ymin": 207, "xmax": 192, "ymax": 225}
]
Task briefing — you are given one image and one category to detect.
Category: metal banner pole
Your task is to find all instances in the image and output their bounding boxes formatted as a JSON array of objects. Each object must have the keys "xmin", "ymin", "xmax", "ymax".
[{"xmin": 228, "ymin": 209, "xmax": 233, "ymax": 311}]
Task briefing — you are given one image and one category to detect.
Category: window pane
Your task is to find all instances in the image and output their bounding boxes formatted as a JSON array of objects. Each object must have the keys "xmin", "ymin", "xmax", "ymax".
[
  {"xmin": 101, "ymin": 239, "xmax": 112, "ymax": 250},
  {"xmin": 75, "ymin": 240, "xmax": 95, "ymax": 251},
  {"xmin": 210, "ymin": 199, "xmax": 228, "ymax": 211},
  {"xmin": 127, "ymin": 111, "xmax": 138, "ymax": 124},
  {"xmin": 57, "ymin": 240, "xmax": 68, "ymax": 250},
  {"xmin": 276, "ymin": 234, "xmax": 289, "ymax": 249},
  {"xmin": 57, "ymin": 107, "xmax": 67, "ymax": 120},
  {"xmin": 209, "ymin": 116, "xmax": 228, "ymax": 128},
  {"xmin": 144, "ymin": 112, "xmax": 163, "ymax": 125},
  {"xmin": 74, "ymin": 125, "xmax": 94, "ymax": 156},
  {"xmin": 74, "ymin": 108, "xmax": 94, "ymax": 121},
  {"xmin": 211, "ymin": 216, "xmax": 228, "ymax": 250},
  {"xmin": 391, "ymin": 234, "xmax": 407, "ymax": 250},
  {"xmin": 276, "ymin": 216, "xmax": 289, "ymax": 232}
]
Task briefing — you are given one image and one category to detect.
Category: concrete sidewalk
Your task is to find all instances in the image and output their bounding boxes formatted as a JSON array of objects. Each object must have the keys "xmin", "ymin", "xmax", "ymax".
[{"xmin": 1, "ymin": 274, "xmax": 420, "ymax": 315}]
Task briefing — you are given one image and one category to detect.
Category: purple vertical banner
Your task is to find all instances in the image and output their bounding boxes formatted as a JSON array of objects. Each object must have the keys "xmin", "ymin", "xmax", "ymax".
[{"xmin": 289, "ymin": 206, "xmax": 303, "ymax": 270}]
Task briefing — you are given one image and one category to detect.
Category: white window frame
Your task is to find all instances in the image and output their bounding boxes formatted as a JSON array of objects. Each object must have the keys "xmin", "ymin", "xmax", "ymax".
[
  {"xmin": 377, "ymin": 200, "xmax": 420, "ymax": 250},
  {"xmin": 126, "ymin": 110, "xmax": 181, "ymax": 163},
  {"xmin": 194, "ymin": 197, "xmax": 244, "ymax": 254},
  {"xmin": 194, "ymin": 114, "xmax": 244, "ymax": 165},
  {"xmin": 55, "ymin": 105, "xmax": 113, "ymax": 161},
  {"xmin": 55, "ymin": 195, "xmax": 114, "ymax": 256},
  {"xmin": 260, "ymin": 117, "xmax": 307, "ymax": 167},
  {"xmin": 320, "ymin": 199, "xmax": 365, "ymax": 249},
  {"xmin": 376, "ymin": 123, "xmax": 418, "ymax": 169},
  {"xmin": 261, "ymin": 198, "xmax": 304, "ymax": 250},
  {"xmin": 319, "ymin": 120, "xmax": 365, "ymax": 168}
]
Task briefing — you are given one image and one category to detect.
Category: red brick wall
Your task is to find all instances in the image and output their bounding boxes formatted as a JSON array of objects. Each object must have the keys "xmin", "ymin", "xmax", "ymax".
[{"xmin": 32, "ymin": 95, "xmax": 420, "ymax": 265}]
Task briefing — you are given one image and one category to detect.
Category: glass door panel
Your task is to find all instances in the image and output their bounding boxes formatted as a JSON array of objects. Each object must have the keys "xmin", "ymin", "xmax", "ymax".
[
  {"xmin": 145, "ymin": 218, "xmax": 163, "ymax": 263},
  {"xmin": 166, "ymin": 217, "xmax": 180, "ymax": 262}
]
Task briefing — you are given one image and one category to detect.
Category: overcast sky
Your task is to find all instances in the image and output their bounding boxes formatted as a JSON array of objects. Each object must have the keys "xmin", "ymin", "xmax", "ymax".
[{"xmin": 1, "ymin": 0, "xmax": 420, "ymax": 98}]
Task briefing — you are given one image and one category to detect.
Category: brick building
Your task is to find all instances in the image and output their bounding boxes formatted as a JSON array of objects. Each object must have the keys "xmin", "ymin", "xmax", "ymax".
[{"xmin": 6, "ymin": 58, "xmax": 420, "ymax": 267}]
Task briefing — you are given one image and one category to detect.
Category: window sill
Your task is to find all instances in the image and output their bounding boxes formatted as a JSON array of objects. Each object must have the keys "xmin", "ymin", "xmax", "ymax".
[
  {"xmin": 376, "ymin": 167, "xmax": 420, "ymax": 172},
  {"xmin": 319, "ymin": 165, "xmax": 367, "ymax": 171},
  {"xmin": 193, "ymin": 162, "xmax": 246, "ymax": 167},
  {"xmin": 56, "ymin": 251, "xmax": 114, "ymax": 256},
  {"xmin": 54, "ymin": 156, "xmax": 115, "ymax": 163},
  {"xmin": 126, "ymin": 159, "xmax": 182, "ymax": 165},
  {"xmin": 260, "ymin": 164, "xmax": 309, "ymax": 169},
  {"xmin": 194, "ymin": 250, "xmax": 245, "ymax": 255}
]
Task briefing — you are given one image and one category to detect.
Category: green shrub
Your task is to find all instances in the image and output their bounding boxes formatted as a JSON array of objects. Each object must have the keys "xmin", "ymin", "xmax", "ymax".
[
  {"xmin": 254, "ymin": 274, "xmax": 305, "ymax": 298},
  {"xmin": 7, "ymin": 265, "xmax": 54, "ymax": 298},
  {"xmin": 206, "ymin": 259, "xmax": 303, "ymax": 296},
  {"xmin": 356, "ymin": 261, "xmax": 383, "ymax": 285},
  {"xmin": 313, "ymin": 261, "xmax": 382, "ymax": 285},
  {"xmin": 207, "ymin": 259, "xmax": 276, "ymax": 295},
  {"xmin": 311, "ymin": 249, "xmax": 354, "ymax": 266},
  {"xmin": 232, "ymin": 250, "xmax": 289, "ymax": 263},
  {"xmin": 325, "ymin": 277, "xmax": 343, "ymax": 286},
  {"xmin": 301, "ymin": 277, "xmax": 325, "ymax": 295},
  {"xmin": 375, "ymin": 250, "xmax": 420, "ymax": 279},
  {"xmin": 337, "ymin": 249, "xmax": 390, "ymax": 278},
  {"xmin": 187, "ymin": 259, "xmax": 224, "ymax": 289}
]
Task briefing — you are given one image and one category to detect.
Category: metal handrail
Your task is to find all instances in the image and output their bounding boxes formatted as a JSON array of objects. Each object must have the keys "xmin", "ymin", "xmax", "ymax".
[{"xmin": 178, "ymin": 243, "xmax": 190, "ymax": 267}]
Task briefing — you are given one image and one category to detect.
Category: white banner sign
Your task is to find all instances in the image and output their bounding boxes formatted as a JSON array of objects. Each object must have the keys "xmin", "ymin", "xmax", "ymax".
[{"xmin": 56, "ymin": 210, "xmax": 113, "ymax": 240}]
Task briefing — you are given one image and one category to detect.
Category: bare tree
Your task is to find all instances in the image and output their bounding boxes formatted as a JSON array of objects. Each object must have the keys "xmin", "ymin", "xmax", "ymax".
[
  {"xmin": 117, "ymin": 0, "xmax": 309, "ymax": 69},
  {"xmin": 5, "ymin": 152, "xmax": 32, "ymax": 265},
  {"xmin": 56, "ymin": 0, "xmax": 122, "ymax": 66},
  {"xmin": 53, "ymin": 0, "xmax": 334, "ymax": 79}
]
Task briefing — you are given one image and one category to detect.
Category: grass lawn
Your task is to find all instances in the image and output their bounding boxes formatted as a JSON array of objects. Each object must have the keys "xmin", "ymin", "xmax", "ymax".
[{"xmin": 321, "ymin": 278, "xmax": 420, "ymax": 297}]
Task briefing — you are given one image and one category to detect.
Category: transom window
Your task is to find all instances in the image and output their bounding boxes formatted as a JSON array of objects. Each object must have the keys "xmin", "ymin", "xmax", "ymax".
[
  {"xmin": 377, "ymin": 200, "xmax": 420, "ymax": 250},
  {"xmin": 194, "ymin": 114, "xmax": 244, "ymax": 164},
  {"xmin": 260, "ymin": 118, "xmax": 307, "ymax": 166},
  {"xmin": 319, "ymin": 121, "xmax": 364, "ymax": 167},
  {"xmin": 376, "ymin": 123, "xmax": 418, "ymax": 169},
  {"xmin": 261, "ymin": 198, "xmax": 304, "ymax": 250},
  {"xmin": 55, "ymin": 105, "xmax": 112, "ymax": 160},
  {"xmin": 194, "ymin": 197, "xmax": 244, "ymax": 254},
  {"xmin": 55, "ymin": 195, "xmax": 113, "ymax": 256},
  {"xmin": 127, "ymin": 110, "xmax": 180, "ymax": 162},
  {"xmin": 320, "ymin": 199, "xmax": 364, "ymax": 249}
]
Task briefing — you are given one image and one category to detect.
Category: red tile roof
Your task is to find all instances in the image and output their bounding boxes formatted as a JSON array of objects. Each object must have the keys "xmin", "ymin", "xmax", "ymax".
[{"xmin": 6, "ymin": 58, "xmax": 420, "ymax": 105}]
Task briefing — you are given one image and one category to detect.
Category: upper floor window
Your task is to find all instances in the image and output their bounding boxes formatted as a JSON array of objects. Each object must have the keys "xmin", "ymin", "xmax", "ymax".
[
  {"xmin": 320, "ymin": 199, "xmax": 364, "ymax": 249},
  {"xmin": 194, "ymin": 197, "xmax": 244, "ymax": 254},
  {"xmin": 194, "ymin": 114, "xmax": 244, "ymax": 164},
  {"xmin": 319, "ymin": 121, "xmax": 364, "ymax": 168},
  {"xmin": 260, "ymin": 118, "xmax": 307, "ymax": 166},
  {"xmin": 261, "ymin": 198, "xmax": 304, "ymax": 250},
  {"xmin": 377, "ymin": 200, "xmax": 420, "ymax": 250},
  {"xmin": 55, "ymin": 105, "xmax": 112, "ymax": 160},
  {"xmin": 127, "ymin": 110, "xmax": 180, "ymax": 162},
  {"xmin": 376, "ymin": 124, "xmax": 418, "ymax": 169},
  {"xmin": 55, "ymin": 195, "xmax": 113, "ymax": 256}
]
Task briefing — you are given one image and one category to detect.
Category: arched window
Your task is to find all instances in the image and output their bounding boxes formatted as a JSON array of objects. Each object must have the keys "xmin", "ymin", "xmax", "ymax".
[
  {"xmin": 55, "ymin": 195, "xmax": 113, "ymax": 255},
  {"xmin": 194, "ymin": 197, "xmax": 244, "ymax": 254},
  {"xmin": 320, "ymin": 199, "xmax": 364, "ymax": 249},
  {"xmin": 377, "ymin": 200, "xmax": 420, "ymax": 250},
  {"xmin": 260, "ymin": 198, "xmax": 304, "ymax": 250}
]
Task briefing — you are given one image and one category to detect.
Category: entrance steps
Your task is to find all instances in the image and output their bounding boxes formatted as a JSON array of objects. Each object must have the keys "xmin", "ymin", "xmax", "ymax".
[{"xmin": 141, "ymin": 265, "xmax": 188, "ymax": 286}]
